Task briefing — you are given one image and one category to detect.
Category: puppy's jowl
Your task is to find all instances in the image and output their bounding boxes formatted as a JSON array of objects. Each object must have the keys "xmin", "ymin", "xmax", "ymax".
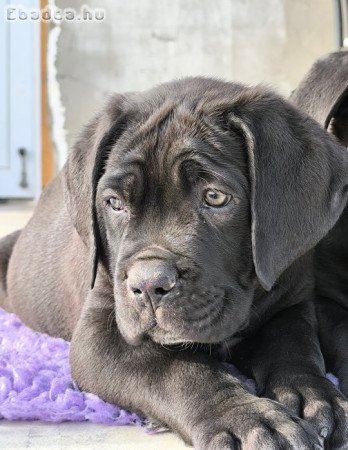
[{"xmin": 1, "ymin": 78, "xmax": 348, "ymax": 449}]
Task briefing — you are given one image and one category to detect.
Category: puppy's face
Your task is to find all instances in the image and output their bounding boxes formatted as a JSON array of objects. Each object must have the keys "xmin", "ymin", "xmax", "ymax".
[
  {"xmin": 68, "ymin": 78, "xmax": 348, "ymax": 347},
  {"xmin": 96, "ymin": 105, "xmax": 255, "ymax": 346}
]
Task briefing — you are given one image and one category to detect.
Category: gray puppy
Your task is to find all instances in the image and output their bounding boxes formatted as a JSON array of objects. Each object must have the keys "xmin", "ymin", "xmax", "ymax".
[
  {"xmin": 1, "ymin": 78, "xmax": 348, "ymax": 449},
  {"xmin": 292, "ymin": 51, "xmax": 348, "ymax": 401}
]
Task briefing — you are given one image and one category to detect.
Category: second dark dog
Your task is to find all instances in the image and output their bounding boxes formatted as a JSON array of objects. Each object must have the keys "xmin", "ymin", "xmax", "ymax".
[{"xmin": 292, "ymin": 51, "xmax": 348, "ymax": 405}]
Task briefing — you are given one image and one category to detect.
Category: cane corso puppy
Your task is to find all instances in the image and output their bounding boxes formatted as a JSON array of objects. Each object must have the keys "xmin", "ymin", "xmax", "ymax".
[
  {"xmin": 1, "ymin": 78, "xmax": 348, "ymax": 449},
  {"xmin": 292, "ymin": 51, "xmax": 348, "ymax": 402}
]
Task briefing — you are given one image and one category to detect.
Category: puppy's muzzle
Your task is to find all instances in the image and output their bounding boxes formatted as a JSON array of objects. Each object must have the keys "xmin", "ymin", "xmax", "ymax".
[{"xmin": 127, "ymin": 259, "xmax": 180, "ymax": 311}]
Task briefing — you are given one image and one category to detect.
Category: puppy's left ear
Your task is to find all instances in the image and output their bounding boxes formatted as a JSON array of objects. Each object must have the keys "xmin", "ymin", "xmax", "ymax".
[
  {"xmin": 230, "ymin": 89, "xmax": 348, "ymax": 291},
  {"xmin": 64, "ymin": 94, "xmax": 130, "ymax": 289}
]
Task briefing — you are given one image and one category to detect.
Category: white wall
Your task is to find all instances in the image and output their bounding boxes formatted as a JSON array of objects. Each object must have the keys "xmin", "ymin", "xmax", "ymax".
[{"xmin": 51, "ymin": 0, "xmax": 336, "ymax": 168}]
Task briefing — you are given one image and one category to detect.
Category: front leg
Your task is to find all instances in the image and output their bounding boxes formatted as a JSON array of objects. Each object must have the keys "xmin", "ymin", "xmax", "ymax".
[
  {"xmin": 70, "ymin": 289, "xmax": 321, "ymax": 450},
  {"xmin": 244, "ymin": 302, "xmax": 348, "ymax": 449}
]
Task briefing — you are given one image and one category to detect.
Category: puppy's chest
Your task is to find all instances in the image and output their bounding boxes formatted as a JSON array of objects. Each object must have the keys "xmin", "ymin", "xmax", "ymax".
[{"xmin": 210, "ymin": 290, "xmax": 290, "ymax": 363}]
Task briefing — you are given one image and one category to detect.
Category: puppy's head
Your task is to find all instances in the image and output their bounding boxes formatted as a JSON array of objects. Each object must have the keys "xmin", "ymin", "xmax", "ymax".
[{"xmin": 65, "ymin": 78, "xmax": 348, "ymax": 346}]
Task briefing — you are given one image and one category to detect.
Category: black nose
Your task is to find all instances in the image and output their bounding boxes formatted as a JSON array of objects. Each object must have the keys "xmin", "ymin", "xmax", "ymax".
[{"xmin": 127, "ymin": 260, "xmax": 179, "ymax": 309}]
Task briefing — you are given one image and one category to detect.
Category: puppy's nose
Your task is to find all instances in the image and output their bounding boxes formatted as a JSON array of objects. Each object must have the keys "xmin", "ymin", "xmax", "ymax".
[{"xmin": 127, "ymin": 260, "xmax": 178, "ymax": 309}]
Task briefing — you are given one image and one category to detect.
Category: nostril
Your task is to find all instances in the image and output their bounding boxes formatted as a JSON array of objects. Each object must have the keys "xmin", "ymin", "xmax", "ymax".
[
  {"xmin": 127, "ymin": 261, "xmax": 178, "ymax": 302},
  {"xmin": 154, "ymin": 287, "xmax": 169, "ymax": 296}
]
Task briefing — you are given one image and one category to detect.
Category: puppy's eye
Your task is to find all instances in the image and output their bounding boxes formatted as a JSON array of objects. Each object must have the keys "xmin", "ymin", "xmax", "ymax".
[
  {"xmin": 203, "ymin": 189, "xmax": 231, "ymax": 208},
  {"xmin": 106, "ymin": 196, "xmax": 125, "ymax": 211}
]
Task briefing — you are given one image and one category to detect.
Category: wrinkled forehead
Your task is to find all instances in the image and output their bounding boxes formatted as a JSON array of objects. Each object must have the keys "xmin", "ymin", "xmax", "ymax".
[{"xmin": 103, "ymin": 101, "xmax": 248, "ymax": 188}]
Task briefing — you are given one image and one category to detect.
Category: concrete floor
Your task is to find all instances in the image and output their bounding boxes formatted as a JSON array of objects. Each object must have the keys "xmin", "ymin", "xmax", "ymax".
[
  {"xmin": 0, "ymin": 201, "xmax": 186, "ymax": 449},
  {"xmin": 0, "ymin": 200, "xmax": 34, "ymax": 238},
  {"xmin": 0, "ymin": 422, "xmax": 187, "ymax": 450}
]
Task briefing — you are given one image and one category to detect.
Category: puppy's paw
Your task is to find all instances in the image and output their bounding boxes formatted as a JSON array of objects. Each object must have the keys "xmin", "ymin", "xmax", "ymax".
[
  {"xmin": 266, "ymin": 374, "xmax": 348, "ymax": 449},
  {"xmin": 192, "ymin": 396, "xmax": 322, "ymax": 449}
]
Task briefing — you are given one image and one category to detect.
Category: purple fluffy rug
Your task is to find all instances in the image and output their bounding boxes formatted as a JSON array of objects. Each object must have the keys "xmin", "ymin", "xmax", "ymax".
[
  {"xmin": 0, "ymin": 307, "xmax": 147, "ymax": 428},
  {"xmin": 0, "ymin": 307, "xmax": 338, "ymax": 428}
]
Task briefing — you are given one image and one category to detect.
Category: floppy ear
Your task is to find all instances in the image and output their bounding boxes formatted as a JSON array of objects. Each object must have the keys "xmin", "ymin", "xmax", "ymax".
[
  {"xmin": 290, "ymin": 50, "xmax": 348, "ymax": 143},
  {"xmin": 229, "ymin": 89, "xmax": 348, "ymax": 291},
  {"xmin": 64, "ymin": 94, "xmax": 129, "ymax": 289}
]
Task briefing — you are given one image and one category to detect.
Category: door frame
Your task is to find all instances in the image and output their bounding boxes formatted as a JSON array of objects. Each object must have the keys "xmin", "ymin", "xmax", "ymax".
[{"xmin": 40, "ymin": 0, "xmax": 54, "ymax": 188}]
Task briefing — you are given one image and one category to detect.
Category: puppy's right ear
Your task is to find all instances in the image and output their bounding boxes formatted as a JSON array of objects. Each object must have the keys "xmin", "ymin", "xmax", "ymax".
[
  {"xmin": 290, "ymin": 50, "xmax": 348, "ymax": 145},
  {"xmin": 228, "ymin": 89, "xmax": 348, "ymax": 291},
  {"xmin": 63, "ymin": 95, "xmax": 129, "ymax": 288}
]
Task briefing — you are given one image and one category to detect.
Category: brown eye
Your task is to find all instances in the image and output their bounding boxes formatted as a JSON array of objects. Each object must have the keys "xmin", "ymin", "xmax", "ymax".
[
  {"xmin": 203, "ymin": 189, "xmax": 231, "ymax": 207},
  {"xmin": 107, "ymin": 196, "xmax": 125, "ymax": 211}
]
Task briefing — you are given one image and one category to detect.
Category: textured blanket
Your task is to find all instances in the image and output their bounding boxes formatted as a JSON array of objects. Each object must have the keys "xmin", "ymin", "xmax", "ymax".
[
  {"xmin": 0, "ymin": 307, "xmax": 337, "ymax": 429},
  {"xmin": 0, "ymin": 308, "xmax": 146, "ymax": 427}
]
